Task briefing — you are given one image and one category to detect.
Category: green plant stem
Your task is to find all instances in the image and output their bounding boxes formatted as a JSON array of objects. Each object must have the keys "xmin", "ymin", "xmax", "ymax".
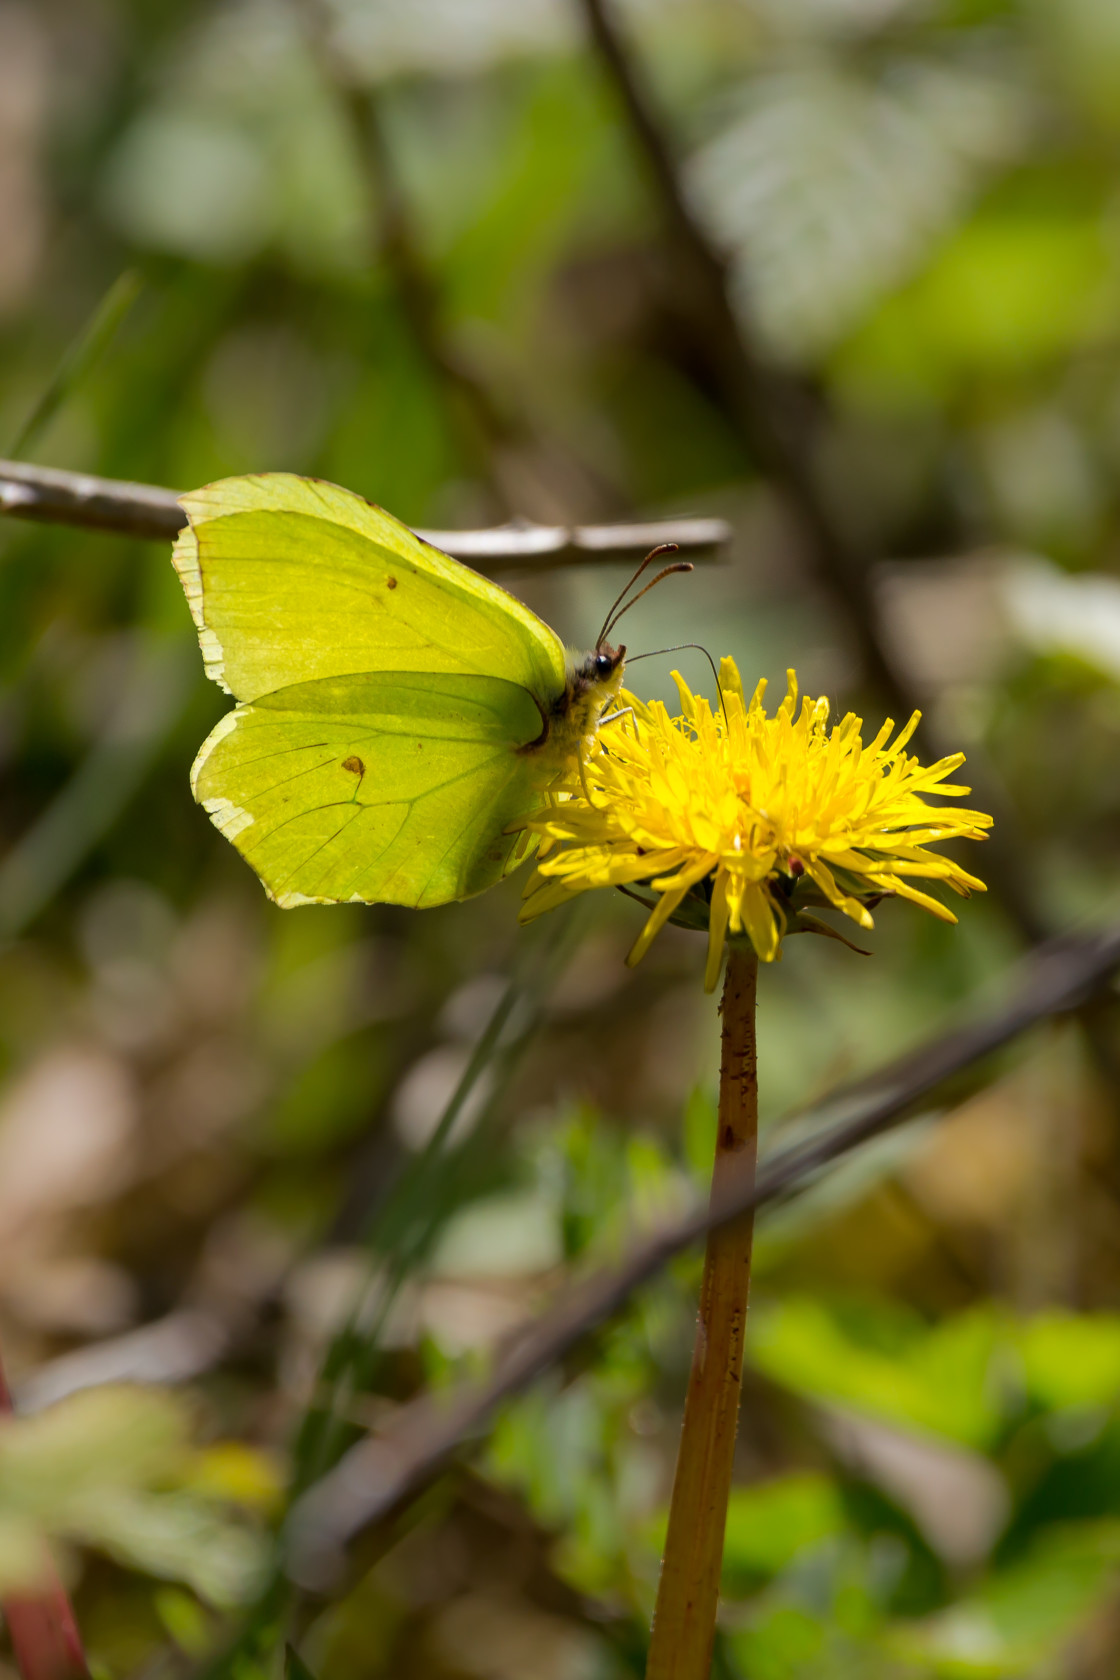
[
  {"xmin": 646, "ymin": 946, "xmax": 758, "ymax": 1680},
  {"xmin": 8, "ymin": 269, "xmax": 142, "ymax": 460}
]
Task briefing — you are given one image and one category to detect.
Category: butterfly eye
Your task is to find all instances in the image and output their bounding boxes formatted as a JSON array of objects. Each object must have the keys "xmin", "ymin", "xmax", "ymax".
[{"xmin": 594, "ymin": 652, "xmax": 614, "ymax": 679}]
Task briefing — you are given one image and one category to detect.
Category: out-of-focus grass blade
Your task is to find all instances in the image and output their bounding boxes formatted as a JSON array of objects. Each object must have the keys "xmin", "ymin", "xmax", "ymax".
[
  {"xmin": 285, "ymin": 1644, "xmax": 319, "ymax": 1680},
  {"xmin": 289, "ymin": 909, "xmax": 584, "ymax": 1496},
  {"xmin": 0, "ymin": 632, "xmax": 194, "ymax": 939},
  {"xmin": 199, "ymin": 920, "xmax": 583, "ymax": 1680},
  {"xmin": 8, "ymin": 269, "xmax": 144, "ymax": 459}
]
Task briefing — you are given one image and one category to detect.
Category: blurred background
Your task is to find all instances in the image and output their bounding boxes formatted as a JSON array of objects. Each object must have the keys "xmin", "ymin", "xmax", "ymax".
[{"xmin": 5, "ymin": 0, "xmax": 1120, "ymax": 1674}]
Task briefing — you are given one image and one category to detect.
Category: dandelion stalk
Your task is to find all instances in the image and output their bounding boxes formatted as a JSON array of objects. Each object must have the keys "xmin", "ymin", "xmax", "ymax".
[
  {"xmin": 515, "ymin": 658, "xmax": 991, "ymax": 1677},
  {"xmin": 646, "ymin": 946, "xmax": 758, "ymax": 1679}
]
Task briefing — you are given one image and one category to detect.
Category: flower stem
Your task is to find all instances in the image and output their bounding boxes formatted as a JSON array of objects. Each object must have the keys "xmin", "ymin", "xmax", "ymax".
[
  {"xmin": 0, "ymin": 1354, "xmax": 89, "ymax": 1680},
  {"xmin": 646, "ymin": 946, "xmax": 759, "ymax": 1680}
]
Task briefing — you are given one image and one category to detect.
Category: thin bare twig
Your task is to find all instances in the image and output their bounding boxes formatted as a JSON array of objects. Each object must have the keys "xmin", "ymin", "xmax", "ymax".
[
  {"xmin": 577, "ymin": 0, "xmax": 911, "ymax": 710},
  {"xmin": 285, "ymin": 919, "xmax": 1120, "ymax": 1586},
  {"xmin": 303, "ymin": 0, "xmax": 628, "ymax": 526},
  {"xmin": 0, "ymin": 459, "xmax": 728, "ymax": 572},
  {"xmin": 325, "ymin": 61, "xmax": 518, "ymax": 519}
]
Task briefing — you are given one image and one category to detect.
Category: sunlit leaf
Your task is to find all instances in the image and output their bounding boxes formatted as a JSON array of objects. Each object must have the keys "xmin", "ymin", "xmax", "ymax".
[
  {"xmin": 0, "ymin": 1386, "xmax": 189, "ymax": 1515},
  {"xmin": 74, "ymin": 1489, "xmax": 267, "ymax": 1608},
  {"xmin": 691, "ymin": 60, "xmax": 1028, "ymax": 358},
  {"xmin": 0, "ymin": 1388, "xmax": 268, "ymax": 1605},
  {"xmin": 837, "ymin": 203, "xmax": 1117, "ymax": 400},
  {"xmin": 748, "ymin": 1298, "xmax": 1005, "ymax": 1447},
  {"xmin": 721, "ymin": 1474, "xmax": 847, "ymax": 1584},
  {"xmin": 897, "ymin": 1523, "xmax": 1120, "ymax": 1675}
]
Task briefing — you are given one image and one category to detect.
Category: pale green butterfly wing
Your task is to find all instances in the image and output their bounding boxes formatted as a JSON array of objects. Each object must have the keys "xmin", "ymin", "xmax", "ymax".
[
  {"xmin": 174, "ymin": 473, "xmax": 570, "ymax": 909},
  {"xmin": 193, "ymin": 672, "xmax": 545, "ymax": 908},
  {"xmin": 172, "ymin": 472, "xmax": 566, "ymax": 701}
]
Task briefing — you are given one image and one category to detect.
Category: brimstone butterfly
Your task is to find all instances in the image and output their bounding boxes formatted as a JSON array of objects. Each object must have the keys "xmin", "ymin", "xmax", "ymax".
[{"xmin": 172, "ymin": 473, "xmax": 685, "ymax": 910}]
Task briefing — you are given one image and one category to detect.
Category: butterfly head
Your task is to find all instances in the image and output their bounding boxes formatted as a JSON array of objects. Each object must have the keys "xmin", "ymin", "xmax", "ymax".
[
  {"xmin": 564, "ymin": 639, "xmax": 626, "ymax": 725},
  {"xmin": 591, "ymin": 638, "xmax": 628, "ymax": 678},
  {"xmin": 590, "ymin": 642, "xmax": 626, "ymax": 684},
  {"xmin": 541, "ymin": 546, "xmax": 693, "ymax": 762}
]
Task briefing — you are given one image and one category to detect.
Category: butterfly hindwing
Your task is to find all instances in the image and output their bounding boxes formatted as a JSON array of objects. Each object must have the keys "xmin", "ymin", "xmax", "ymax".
[{"xmin": 192, "ymin": 671, "xmax": 547, "ymax": 908}]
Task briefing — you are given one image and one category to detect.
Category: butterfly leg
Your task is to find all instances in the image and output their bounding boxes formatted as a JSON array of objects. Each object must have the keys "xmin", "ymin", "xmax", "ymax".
[{"xmin": 577, "ymin": 736, "xmax": 595, "ymax": 804}]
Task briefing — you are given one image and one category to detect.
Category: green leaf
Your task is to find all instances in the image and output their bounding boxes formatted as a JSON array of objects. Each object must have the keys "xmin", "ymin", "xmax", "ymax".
[
  {"xmin": 692, "ymin": 60, "xmax": 1026, "ymax": 358},
  {"xmin": 1017, "ymin": 1313, "xmax": 1120, "ymax": 1412},
  {"xmin": 749, "ymin": 1298, "xmax": 1005, "ymax": 1448},
  {"xmin": 73, "ymin": 1489, "xmax": 266, "ymax": 1608},
  {"xmin": 896, "ymin": 1523, "xmax": 1120, "ymax": 1675},
  {"xmin": 838, "ymin": 203, "xmax": 1116, "ymax": 401},
  {"xmin": 0, "ymin": 1388, "xmax": 267, "ymax": 1605},
  {"xmin": 0, "ymin": 1386, "xmax": 189, "ymax": 1517},
  {"xmin": 682, "ymin": 1084, "xmax": 717, "ymax": 1182},
  {"xmin": 724, "ymin": 1474, "xmax": 847, "ymax": 1586}
]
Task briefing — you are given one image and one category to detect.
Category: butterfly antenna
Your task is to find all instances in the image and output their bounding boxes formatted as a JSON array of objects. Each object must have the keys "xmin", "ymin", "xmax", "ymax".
[
  {"xmin": 602, "ymin": 562, "xmax": 694, "ymax": 644},
  {"xmin": 596, "ymin": 543, "xmax": 682, "ymax": 649},
  {"xmin": 626, "ymin": 642, "xmax": 728, "ymax": 725}
]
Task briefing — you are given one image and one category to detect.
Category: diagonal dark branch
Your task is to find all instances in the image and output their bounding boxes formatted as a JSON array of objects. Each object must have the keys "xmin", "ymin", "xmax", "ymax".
[
  {"xmin": 285, "ymin": 919, "xmax": 1120, "ymax": 1587},
  {"xmin": 304, "ymin": 0, "xmax": 627, "ymax": 527},
  {"xmin": 575, "ymin": 0, "xmax": 1048, "ymax": 945},
  {"xmin": 327, "ymin": 66, "xmax": 518, "ymax": 519},
  {"xmin": 576, "ymin": 0, "xmax": 913, "ymax": 713},
  {"xmin": 0, "ymin": 458, "xmax": 728, "ymax": 573}
]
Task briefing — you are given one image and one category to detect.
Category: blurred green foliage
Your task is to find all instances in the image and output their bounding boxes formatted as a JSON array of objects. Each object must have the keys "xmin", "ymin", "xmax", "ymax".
[{"xmin": 5, "ymin": 0, "xmax": 1120, "ymax": 1676}]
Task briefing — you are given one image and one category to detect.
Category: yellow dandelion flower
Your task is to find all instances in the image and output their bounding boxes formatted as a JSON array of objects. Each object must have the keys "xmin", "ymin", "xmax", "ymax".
[{"xmin": 519, "ymin": 660, "xmax": 992, "ymax": 991}]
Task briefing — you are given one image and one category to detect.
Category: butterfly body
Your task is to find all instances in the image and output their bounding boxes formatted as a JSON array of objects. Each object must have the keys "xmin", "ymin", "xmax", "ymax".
[
  {"xmin": 531, "ymin": 645, "xmax": 626, "ymax": 758},
  {"xmin": 173, "ymin": 473, "xmax": 625, "ymax": 910}
]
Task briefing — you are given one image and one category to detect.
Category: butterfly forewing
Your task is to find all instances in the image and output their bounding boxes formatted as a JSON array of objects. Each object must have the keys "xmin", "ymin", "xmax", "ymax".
[{"xmin": 174, "ymin": 474, "xmax": 567, "ymax": 703}]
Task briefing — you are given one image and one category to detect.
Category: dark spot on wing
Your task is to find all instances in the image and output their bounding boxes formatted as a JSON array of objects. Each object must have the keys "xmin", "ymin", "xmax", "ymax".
[
  {"xmin": 342, "ymin": 756, "xmax": 365, "ymax": 775},
  {"xmin": 387, "ymin": 577, "xmax": 397, "ymax": 589}
]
